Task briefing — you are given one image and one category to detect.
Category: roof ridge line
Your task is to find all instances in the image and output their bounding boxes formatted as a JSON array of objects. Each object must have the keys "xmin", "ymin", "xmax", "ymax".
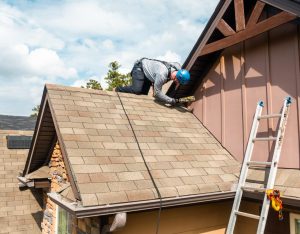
[{"xmin": 45, "ymin": 83, "xmax": 156, "ymax": 101}]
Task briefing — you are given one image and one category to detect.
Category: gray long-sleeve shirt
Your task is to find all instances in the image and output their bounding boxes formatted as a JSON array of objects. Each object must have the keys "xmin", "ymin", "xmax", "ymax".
[{"xmin": 141, "ymin": 58, "xmax": 176, "ymax": 104}]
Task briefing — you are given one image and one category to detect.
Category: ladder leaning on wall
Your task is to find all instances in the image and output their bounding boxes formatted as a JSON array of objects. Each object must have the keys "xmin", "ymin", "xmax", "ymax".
[{"xmin": 226, "ymin": 97, "xmax": 292, "ymax": 234}]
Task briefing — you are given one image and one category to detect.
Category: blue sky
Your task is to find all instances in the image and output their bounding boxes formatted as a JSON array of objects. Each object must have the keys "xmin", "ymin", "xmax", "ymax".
[{"xmin": 0, "ymin": 0, "xmax": 218, "ymax": 116}]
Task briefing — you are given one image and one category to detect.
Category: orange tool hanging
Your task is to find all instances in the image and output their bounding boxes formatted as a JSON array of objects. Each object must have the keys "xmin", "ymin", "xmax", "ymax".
[{"xmin": 266, "ymin": 189, "xmax": 283, "ymax": 221}]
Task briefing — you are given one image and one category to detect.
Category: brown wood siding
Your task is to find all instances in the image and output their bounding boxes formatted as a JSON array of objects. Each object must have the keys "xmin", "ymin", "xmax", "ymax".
[
  {"xmin": 235, "ymin": 200, "xmax": 291, "ymax": 234},
  {"xmin": 116, "ymin": 201, "xmax": 233, "ymax": 234},
  {"xmin": 191, "ymin": 22, "xmax": 300, "ymax": 169},
  {"xmin": 204, "ymin": 62, "xmax": 222, "ymax": 141},
  {"xmin": 243, "ymin": 33, "xmax": 270, "ymax": 164},
  {"xmin": 223, "ymin": 45, "xmax": 244, "ymax": 158},
  {"xmin": 265, "ymin": 209, "xmax": 290, "ymax": 234}
]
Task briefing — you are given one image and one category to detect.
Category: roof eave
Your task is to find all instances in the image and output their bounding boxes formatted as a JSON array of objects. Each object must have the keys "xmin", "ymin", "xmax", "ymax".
[
  {"xmin": 17, "ymin": 176, "xmax": 50, "ymax": 189},
  {"xmin": 243, "ymin": 191, "xmax": 300, "ymax": 208},
  {"xmin": 183, "ymin": 0, "xmax": 300, "ymax": 71},
  {"xmin": 22, "ymin": 84, "xmax": 82, "ymax": 201},
  {"xmin": 23, "ymin": 86, "xmax": 49, "ymax": 176},
  {"xmin": 261, "ymin": 0, "xmax": 300, "ymax": 17},
  {"xmin": 48, "ymin": 191, "xmax": 235, "ymax": 218},
  {"xmin": 183, "ymin": 0, "xmax": 232, "ymax": 70},
  {"xmin": 49, "ymin": 190, "xmax": 300, "ymax": 218}
]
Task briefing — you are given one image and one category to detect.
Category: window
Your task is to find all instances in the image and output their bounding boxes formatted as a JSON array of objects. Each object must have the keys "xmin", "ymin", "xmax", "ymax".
[
  {"xmin": 290, "ymin": 213, "xmax": 300, "ymax": 234},
  {"xmin": 6, "ymin": 135, "xmax": 32, "ymax": 149},
  {"xmin": 56, "ymin": 206, "xmax": 72, "ymax": 234}
]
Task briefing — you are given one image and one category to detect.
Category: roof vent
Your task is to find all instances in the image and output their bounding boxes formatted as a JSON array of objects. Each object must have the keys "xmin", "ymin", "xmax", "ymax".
[{"xmin": 7, "ymin": 136, "xmax": 32, "ymax": 149}]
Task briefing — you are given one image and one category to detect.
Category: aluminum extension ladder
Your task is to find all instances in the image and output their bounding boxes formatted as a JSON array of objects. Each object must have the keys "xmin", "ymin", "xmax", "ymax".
[{"xmin": 226, "ymin": 97, "xmax": 292, "ymax": 234}]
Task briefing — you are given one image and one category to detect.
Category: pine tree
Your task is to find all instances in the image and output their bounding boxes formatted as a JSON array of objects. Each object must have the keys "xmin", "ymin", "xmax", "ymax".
[
  {"xmin": 104, "ymin": 61, "xmax": 132, "ymax": 91},
  {"xmin": 81, "ymin": 79, "xmax": 103, "ymax": 90},
  {"xmin": 30, "ymin": 105, "xmax": 40, "ymax": 117}
]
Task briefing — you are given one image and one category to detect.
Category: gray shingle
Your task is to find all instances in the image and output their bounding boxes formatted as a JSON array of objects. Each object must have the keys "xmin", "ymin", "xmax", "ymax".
[
  {"xmin": 0, "ymin": 115, "xmax": 36, "ymax": 131},
  {"xmin": 27, "ymin": 84, "xmax": 242, "ymax": 207}
]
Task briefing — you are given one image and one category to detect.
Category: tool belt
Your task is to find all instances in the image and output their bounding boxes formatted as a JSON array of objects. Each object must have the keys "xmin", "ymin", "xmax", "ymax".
[
  {"xmin": 133, "ymin": 58, "xmax": 176, "ymax": 82},
  {"xmin": 131, "ymin": 59, "xmax": 143, "ymax": 76}
]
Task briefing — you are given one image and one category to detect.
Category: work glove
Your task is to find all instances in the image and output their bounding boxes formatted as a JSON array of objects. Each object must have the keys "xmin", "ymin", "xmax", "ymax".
[{"xmin": 175, "ymin": 96, "xmax": 195, "ymax": 103}]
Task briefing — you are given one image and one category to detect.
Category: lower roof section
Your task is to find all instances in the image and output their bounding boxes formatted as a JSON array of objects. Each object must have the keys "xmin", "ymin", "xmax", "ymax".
[
  {"xmin": 49, "ymin": 177, "xmax": 300, "ymax": 219},
  {"xmin": 24, "ymin": 84, "xmax": 240, "ymax": 207},
  {"xmin": 247, "ymin": 168, "xmax": 300, "ymax": 199},
  {"xmin": 0, "ymin": 114, "xmax": 36, "ymax": 131},
  {"xmin": 23, "ymin": 84, "xmax": 300, "ymax": 211}
]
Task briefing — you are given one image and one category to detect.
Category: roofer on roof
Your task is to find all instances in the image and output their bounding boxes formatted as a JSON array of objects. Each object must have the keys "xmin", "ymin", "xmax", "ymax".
[{"xmin": 115, "ymin": 58, "xmax": 191, "ymax": 105}]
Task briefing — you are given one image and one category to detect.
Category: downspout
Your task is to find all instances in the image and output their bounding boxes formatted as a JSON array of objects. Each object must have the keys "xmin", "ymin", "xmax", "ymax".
[{"xmin": 102, "ymin": 212, "xmax": 127, "ymax": 233}]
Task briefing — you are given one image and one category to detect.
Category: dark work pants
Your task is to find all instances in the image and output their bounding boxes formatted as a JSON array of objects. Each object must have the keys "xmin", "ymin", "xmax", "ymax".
[{"xmin": 116, "ymin": 62, "xmax": 152, "ymax": 95}]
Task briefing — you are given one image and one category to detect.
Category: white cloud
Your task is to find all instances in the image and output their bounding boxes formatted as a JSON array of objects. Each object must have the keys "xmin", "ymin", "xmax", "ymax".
[
  {"xmin": 102, "ymin": 39, "xmax": 114, "ymax": 50},
  {"xmin": 72, "ymin": 79, "xmax": 89, "ymax": 88},
  {"xmin": 0, "ymin": 76, "xmax": 45, "ymax": 115},
  {"xmin": 139, "ymin": 32, "xmax": 176, "ymax": 49},
  {"xmin": 72, "ymin": 76, "xmax": 99, "ymax": 87},
  {"xmin": 156, "ymin": 51, "xmax": 182, "ymax": 63},
  {"xmin": 28, "ymin": 48, "xmax": 77, "ymax": 78},
  {"xmin": 30, "ymin": 1, "xmax": 143, "ymax": 38},
  {"xmin": 0, "ymin": 0, "xmax": 219, "ymax": 116},
  {"xmin": 178, "ymin": 19, "xmax": 204, "ymax": 35},
  {"xmin": 0, "ymin": 2, "xmax": 64, "ymax": 50},
  {"xmin": 0, "ymin": 44, "xmax": 77, "ymax": 79}
]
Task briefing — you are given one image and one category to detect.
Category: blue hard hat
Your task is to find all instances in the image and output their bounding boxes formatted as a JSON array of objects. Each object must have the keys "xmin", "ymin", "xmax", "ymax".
[{"xmin": 176, "ymin": 69, "xmax": 190, "ymax": 85}]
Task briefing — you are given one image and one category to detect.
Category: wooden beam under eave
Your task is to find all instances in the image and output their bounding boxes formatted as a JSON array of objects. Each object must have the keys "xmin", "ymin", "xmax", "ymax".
[
  {"xmin": 200, "ymin": 11, "xmax": 297, "ymax": 56},
  {"xmin": 247, "ymin": 1, "xmax": 265, "ymax": 27},
  {"xmin": 217, "ymin": 19, "xmax": 236, "ymax": 36},
  {"xmin": 234, "ymin": 0, "xmax": 246, "ymax": 31},
  {"xmin": 34, "ymin": 180, "xmax": 51, "ymax": 189}
]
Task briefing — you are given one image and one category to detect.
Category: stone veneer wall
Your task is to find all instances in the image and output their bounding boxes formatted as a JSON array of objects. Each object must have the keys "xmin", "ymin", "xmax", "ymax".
[
  {"xmin": 42, "ymin": 143, "xmax": 100, "ymax": 234},
  {"xmin": 0, "ymin": 130, "xmax": 42, "ymax": 234},
  {"xmin": 77, "ymin": 218, "xmax": 100, "ymax": 234},
  {"xmin": 42, "ymin": 142, "xmax": 71, "ymax": 234}
]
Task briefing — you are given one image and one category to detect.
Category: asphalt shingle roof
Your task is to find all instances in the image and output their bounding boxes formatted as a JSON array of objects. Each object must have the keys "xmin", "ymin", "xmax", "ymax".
[
  {"xmin": 43, "ymin": 84, "xmax": 240, "ymax": 207},
  {"xmin": 247, "ymin": 168, "xmax": 300, "ymax": 199},
  {"xmin": 0, "ymin": 115, "xmax": 36, "ymax": 130}
]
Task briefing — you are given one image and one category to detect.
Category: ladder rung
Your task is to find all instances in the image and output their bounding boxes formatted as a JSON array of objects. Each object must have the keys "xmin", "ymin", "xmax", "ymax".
[
  {"xmin": 258, "ymin": 114, "xmax": 281, "ymax": 120},
  {"xmin": 247, "ymin": 161, "xmax": 273, "ymax": 166},
  {"xmin": 241, "ymin": 186, "xmax": 266, "ymax": 192},
  {"xmin": 253, "ymin": 137, "xmax": 277, "ymax": 141},
  {"xmin": 235, "ymin": 211, "xmax": 260, "ymax": 220}
]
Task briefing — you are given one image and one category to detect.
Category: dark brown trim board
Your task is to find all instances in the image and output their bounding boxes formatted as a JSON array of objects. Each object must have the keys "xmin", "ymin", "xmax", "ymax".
[
  {"xmin": 200, "ymin": 11, "xmax": 297, "ymax": 56},
  {"xmin": 234, "ymin": 0, "xmax": 246, "ymax": 32},
  {"xmin": 185, "ymin": 0, "xmax": 233, "ymax": 70},
  {"xmin": 23, "ymin": 89, "xmax": 49, "ymax": 176},
  {"xmin": 217, "ymin": 19, "xmax": 236, "ymax": 36},
  {"xmin": 247, "ymin": 1, "xmax": 266, "ymax": 27},
  {"xmin": 261, "ymin": 0, "xmax": 300, "ymax": 17}
]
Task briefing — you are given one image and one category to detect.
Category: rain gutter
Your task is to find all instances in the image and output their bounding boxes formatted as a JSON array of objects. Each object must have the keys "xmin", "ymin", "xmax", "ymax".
[{"xmin": 48, "ymin": 191, "xmax": 235, "ymax": 218}]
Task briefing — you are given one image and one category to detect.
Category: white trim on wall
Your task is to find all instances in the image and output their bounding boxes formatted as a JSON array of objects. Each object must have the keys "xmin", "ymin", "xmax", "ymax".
[
  {"xmin": 56, "ymin": 205, "xmax": 59, "ymax": 234},
  {"xmin": 290, "ymin": 212, "xmax": 300, "ymax": 234}
]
